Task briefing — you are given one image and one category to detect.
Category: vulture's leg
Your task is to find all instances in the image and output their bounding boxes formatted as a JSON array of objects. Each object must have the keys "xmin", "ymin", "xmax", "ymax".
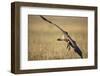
[{"xmin": 66, "ymin": 41, "xmax": 71, "ymax": 51}]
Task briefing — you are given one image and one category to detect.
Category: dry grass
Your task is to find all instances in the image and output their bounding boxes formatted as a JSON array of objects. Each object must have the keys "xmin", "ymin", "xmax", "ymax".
[{"xmin": 28, "ymin": 15, "xmax": 88, "ymax": 60}]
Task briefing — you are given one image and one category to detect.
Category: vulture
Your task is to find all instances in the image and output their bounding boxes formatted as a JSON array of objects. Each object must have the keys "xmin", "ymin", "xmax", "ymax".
[{"xmin": 40, "ymin": 15, "xmax": 83, "ymax": 58}]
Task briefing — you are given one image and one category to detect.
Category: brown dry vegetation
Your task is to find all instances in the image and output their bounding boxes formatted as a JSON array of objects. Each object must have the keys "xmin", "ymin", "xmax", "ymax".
[{"xmin": 28, "ymin": 15, "xmax": 88, "ymax": 60}]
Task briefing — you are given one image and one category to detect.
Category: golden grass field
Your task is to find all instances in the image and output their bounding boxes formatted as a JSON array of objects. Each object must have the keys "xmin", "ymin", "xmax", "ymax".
[{"xmin": 28, "ymin": 15, "xmax": 88, "ymax": 60}]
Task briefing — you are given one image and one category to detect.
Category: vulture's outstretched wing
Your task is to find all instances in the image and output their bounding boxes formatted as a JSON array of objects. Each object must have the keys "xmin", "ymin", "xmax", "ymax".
[{"xmin": 40, "ymin": 15, "xmax": 65, "ymax": 33}]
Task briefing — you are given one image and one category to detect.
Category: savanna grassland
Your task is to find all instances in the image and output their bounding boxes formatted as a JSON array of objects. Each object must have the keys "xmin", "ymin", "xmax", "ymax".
[{"xmin": 28, "ymin": 15, "xmax": 88, "ymax": 60}]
